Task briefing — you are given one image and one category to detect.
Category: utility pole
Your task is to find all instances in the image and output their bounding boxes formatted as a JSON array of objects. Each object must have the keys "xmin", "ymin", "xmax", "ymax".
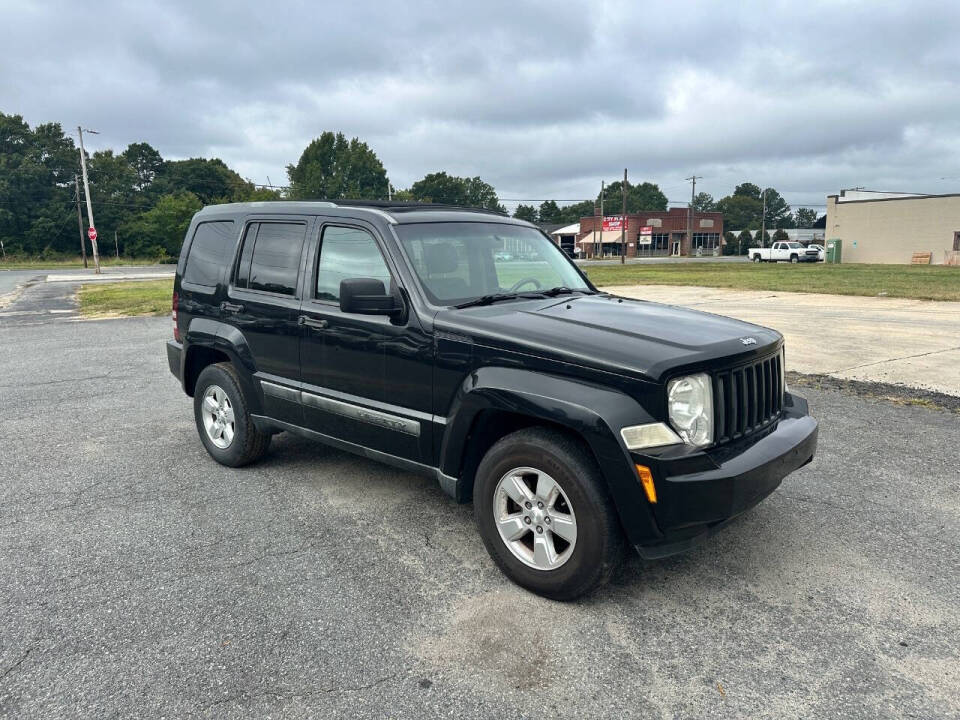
[
  {"xmin": 74, "ymin": 175, "xmax": 88, "ymax": 268},
  {"xmin": 686, "ymin": 175, "xmax": 702, "ymax": 256},
  {"xmin": 388, "ymin": 181, "xmax": 392, "ymax": 202},
  {"xmin": 760, "ymin": 189, "xmax": 767, "ymax": 248},
  {"xmin": 77, "ymin": 126, "xmax": 101, "ymax": 273},
  {"xmin": 620, "ymin": 168, "xmax": 627, "ymax": 264},
  {"xmin": 598, "ymin": 180, "xmax": 604, "ymax": 259},
  {"xmin": 114, "ymin": 230, "xmax": 119, "ymax": 258}
]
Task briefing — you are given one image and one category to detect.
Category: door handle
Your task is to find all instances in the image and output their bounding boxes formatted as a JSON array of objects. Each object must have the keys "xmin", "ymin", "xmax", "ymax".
[
  {"xmin": 221, "ymin": 301, "xmax": 244, "ymax": 313},
  {"xmin": 298, "ymin": 315, "xmax": 329, "ymax": 329}
]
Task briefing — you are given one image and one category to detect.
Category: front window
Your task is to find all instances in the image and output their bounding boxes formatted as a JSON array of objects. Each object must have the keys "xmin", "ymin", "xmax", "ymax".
[{"xmin": 394, "ymin": 222, "xmax": 591, "ymax": 306}]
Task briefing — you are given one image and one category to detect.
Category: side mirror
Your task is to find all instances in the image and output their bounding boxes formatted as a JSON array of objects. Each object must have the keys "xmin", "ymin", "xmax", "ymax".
[{"xmin": 339, "ymin": 278, "xmax": 402, "ymax": 316}]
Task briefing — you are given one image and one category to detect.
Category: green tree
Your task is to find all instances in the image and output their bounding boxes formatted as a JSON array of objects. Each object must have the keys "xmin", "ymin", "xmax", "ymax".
[
  {"xmin": 755, "ymin": 229, "xmax": 771, "ymax": 247},
  {"xmin": 513, "ymin": 204, "xmax": 538, "ymax": 222},
  {"xmin": 598, "ymin": 180, "xmax": 668, "ymax": 213},
  {"xmin": 733, "ymin": 182, "xmax": 762, "ymax": 200},
  {"xmin": 693, "ymin": 192, "xmax": 716, "ymax": 212},
  {"xmin": 408, "ymin": 171, "xmax": 504, "ymax": 212},
  {"xmin": 0, "ymin": 113, "xmax": 76, "ymax": 255},
  {"xmin": 762, "ymin": 188, "xmax": 792, "ymax": 228},
  {"xmin": 121, "ymin": 191, "xmax": 202, "ymax": 259},
  {"xmin": 286, "ymin": 131, "xmax": 388, "ymax": 201},
  {"xmin": 721, "ymin": 230, "xmax": 738, "ymax": 255},
  {"xmin": 558, "ymin": 200, "xmax": 596, "ymax": 224},
  {"xmin": 121, "ymin": 142, "xmax": 163, "ymax": 191},
  {"xmin": 538, "ymin": 200, "xmax": 562, "ymax": 223},
  {"xmin": 153, "ymin": 157, "xmax": 251, "ymax": 204},
  {"xmin": 772, "ymin": 228, "xmax": 790, "ymax": 243},
  {"xmin": 737, "ymin": 229, "xmax": 754, "ymax": 255},
  {"xmin": 794, "ymin": 207, "xmax": 818, "ymax": 228},
  {"xmin": 715, "ymin": 194, "xmax": 764, "ymax": 230}
]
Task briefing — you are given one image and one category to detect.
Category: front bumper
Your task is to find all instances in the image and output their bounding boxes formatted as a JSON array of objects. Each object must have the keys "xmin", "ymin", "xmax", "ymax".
[{"xmin": 631, "ymin": 392, "xmax": 817, "ymax": 558}]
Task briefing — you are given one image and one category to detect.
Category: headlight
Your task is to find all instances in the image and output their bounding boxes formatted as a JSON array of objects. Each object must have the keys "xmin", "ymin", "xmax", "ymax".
[{"xmin": 667, "ymin": 372, "xmax": 713, "ymax": 447}]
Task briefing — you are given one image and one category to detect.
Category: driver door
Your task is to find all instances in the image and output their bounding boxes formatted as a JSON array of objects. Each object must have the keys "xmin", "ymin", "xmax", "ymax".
[{"xmin": 298, "ymin": 219, "xmax": 433, "ymax": 464}]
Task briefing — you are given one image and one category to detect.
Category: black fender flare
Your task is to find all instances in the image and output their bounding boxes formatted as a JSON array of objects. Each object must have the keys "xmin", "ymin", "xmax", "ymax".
[
  {"xmin": 182, "ymin": 318, "xmax": 262, "ymax": 414},
  {"xmin": 440, "ymin": 366, "xmax": 663, "ymax": 545}
]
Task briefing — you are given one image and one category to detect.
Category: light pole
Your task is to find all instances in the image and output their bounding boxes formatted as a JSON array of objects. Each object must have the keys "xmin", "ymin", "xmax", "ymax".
[{"xmin": 77, "ymin": 127, "xmax": 102, "ymax": 273}]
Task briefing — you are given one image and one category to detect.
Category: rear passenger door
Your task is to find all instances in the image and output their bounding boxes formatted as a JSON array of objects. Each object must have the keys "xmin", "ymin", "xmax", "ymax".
[{"xmin": 224, "ymin": 217, "xmax": 311, "ymax": 426}]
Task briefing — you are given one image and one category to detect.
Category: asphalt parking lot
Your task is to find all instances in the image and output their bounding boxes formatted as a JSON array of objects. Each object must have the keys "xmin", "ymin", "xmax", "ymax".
[{"xmin": 1, "ymin": 315, "xmax": 958, "ymax": 719}]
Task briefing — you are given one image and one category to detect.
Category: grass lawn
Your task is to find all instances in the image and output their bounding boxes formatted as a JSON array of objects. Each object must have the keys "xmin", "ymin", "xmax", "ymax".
[
  {"xmin": 583, "ymin": 262, "xmax": 960, "ymax": 301},
  {"xmin": 78, "ymin": 279, "xmax": 173, "ymax": 318},
  {"xmin": 1, "ymin": 257, "xmax": 168, "ymax": 270}
]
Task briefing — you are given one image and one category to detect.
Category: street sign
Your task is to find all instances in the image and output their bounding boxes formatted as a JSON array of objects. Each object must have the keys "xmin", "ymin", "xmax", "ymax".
[
  {"xmin": 87, "ymin": 227, "xmax": 98, "ymax": 242},
  {"xmin": 638, "ymin": 226, "xmax": 653, "ymax": 245}
]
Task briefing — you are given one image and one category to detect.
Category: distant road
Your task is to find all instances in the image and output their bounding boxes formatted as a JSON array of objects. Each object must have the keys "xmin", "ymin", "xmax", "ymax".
[
  {"xmin": 0, "ymin": 264, "xmax": 174, "ymax": 300},
  {"xmin": 575, "ymin": 255, "xmax": 748, "ymax": 266}
]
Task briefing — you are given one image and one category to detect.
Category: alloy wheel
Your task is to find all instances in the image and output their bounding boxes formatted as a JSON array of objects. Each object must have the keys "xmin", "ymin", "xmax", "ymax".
[
  {"xmin": 201, "ymin": 384, "xmax": 235, "ymax": 449},
  {"xmin": 493, "ymin": 466, "xmax": 578, "ymax": 570}
]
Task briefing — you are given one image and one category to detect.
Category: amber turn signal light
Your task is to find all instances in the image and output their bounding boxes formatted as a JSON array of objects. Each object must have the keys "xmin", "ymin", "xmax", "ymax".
[{"xmin": 635, "ymin": 464, "xmax": 657, "ymax": 504}]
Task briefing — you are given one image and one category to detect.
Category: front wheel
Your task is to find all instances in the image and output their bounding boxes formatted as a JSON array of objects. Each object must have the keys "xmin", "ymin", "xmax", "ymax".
[
  {"xmin": 474, "ymin": 428, "xmax": 624, "ymax": 600},
  {"xmin": 790, "ymin": 254, "xmax": 799, "ymax": 263},
  {"xmin": 193, "ymin": 363, "xmax": 271, "ymax": 467}
]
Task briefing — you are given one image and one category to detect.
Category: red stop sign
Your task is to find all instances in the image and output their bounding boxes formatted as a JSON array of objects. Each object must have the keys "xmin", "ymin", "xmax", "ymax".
[{"xmin": 87, "ymin": 227, "xmax": 97, "ymax": 241}]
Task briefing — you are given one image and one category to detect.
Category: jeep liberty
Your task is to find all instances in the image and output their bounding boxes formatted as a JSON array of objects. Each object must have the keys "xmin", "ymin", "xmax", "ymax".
[{"xmin": 167, "ymin": 201, "xmax": 818, "ymax": 599}]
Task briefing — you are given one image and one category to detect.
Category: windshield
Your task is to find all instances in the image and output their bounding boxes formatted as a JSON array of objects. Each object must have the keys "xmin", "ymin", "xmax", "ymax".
[
  {"xmin": 394, "ymin": 222, "xmax": 591, "ymax": 306},
  {"xmin": 787, "ymin": 242, "xmax": 803, "ymax": 249}
]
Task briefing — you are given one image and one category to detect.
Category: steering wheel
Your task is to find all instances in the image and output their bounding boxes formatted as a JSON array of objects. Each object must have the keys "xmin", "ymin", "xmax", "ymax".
[{"xmin": 508, "ymin": 277, "xmax": 543, "ymax": 293}]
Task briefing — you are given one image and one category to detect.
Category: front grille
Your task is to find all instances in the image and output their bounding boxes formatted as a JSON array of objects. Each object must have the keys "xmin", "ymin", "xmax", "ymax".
[{"xmin": 713, "ymin": 351, "xmax": 784, "ymax": 444}]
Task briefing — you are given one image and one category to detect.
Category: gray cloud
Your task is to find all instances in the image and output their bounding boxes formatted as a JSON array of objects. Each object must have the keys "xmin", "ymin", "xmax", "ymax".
[{"xmin": 4, "ymin": 0, "xmax": 960, "ymax": 213}]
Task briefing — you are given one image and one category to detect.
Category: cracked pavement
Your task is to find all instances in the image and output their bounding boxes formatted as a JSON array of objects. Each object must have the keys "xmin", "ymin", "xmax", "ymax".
[{"xmin": 0, "ymin": 316, "xmax": 958, "ymax": 718}]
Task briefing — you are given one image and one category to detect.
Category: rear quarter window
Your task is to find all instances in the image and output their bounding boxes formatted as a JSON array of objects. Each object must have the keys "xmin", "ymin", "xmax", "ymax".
[{"xmin": 183, "ymin": 221, "xmax": 236, "ymax": 287}]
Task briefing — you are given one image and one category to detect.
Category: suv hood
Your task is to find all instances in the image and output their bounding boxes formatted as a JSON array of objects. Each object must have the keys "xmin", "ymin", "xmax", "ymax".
[{"xmin": 435, "ymin": 294, "xmax": 782, "ymax": 383}]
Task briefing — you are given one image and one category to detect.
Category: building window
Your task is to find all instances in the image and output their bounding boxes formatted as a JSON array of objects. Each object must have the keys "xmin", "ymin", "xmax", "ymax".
[{"xmin": 692, "ymin": 233, "xmax": 720, "ymax": 249}]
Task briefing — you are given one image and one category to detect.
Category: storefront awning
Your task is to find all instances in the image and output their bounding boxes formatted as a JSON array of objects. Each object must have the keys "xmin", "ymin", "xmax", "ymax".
[{"xmin": 579, "ymin": 230, "xmax": 631, "ymax": 245}]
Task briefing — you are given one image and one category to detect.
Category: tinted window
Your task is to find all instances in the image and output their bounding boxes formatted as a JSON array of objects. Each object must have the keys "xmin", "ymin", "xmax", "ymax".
[
  {"xmin": 316, "ymin": 226, "xmax": 392, "ymax": 302},
  {"xmin": 183, "ymin": 221, "xmax": 235, "ymax": 287},
  {"xmin": 240, "ymin": 222, "xmax": 305, "ymax": 296},
  {"xmin": 233, "ymin": 223, "xmax": 258, "ymax": 289}
]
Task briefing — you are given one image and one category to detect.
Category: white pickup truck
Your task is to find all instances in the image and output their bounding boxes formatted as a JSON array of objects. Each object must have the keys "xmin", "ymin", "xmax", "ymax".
[{"xmin": 749, "ymin": 242, "xmax": 821, "ymax": 263}]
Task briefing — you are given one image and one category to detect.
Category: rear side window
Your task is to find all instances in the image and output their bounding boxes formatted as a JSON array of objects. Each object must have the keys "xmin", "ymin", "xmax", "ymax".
[
  {"xmin": 315, "ymin": 226, "xmax": 392, "ymax": 303},
  {"xmin": 183, "ymin": 221, "xmax": 236, "ymax": 287},
  {"xmin": 233, "ymin": 222, "xmax": 306, "ymax": 296}
]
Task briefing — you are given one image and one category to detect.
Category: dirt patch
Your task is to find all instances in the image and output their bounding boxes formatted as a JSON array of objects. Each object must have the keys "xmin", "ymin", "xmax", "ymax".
[
  {"xmin": 787, "ymin": 372, "xmax": 960, "ymax": 412},
  {"xmin": 416, "ymin": 590, "xmax": 572, "ymax": 691}
]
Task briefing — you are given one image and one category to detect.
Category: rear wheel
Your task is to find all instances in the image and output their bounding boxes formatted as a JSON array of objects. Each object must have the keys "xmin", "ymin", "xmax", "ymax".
[
  {"xmin": 474, "ymin": 428, "xmax": 624, "ymax": 600},
  {"xmin": 753, "ymin": 255, "xmax": 762, "ymax": 263},
  {"xmin": 193, "ymin": 363, "xmax": 271, "ymax": 467}
]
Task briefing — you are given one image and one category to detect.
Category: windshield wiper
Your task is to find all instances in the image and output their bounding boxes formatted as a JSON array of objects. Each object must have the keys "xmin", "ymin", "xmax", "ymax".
[
  {"xmin": 453, "ymin": 292, "xmax": 545, "ymax": 309},
  {"xmin": 542, "ymin": 286, "xmax": 597, "ymax": 297}
]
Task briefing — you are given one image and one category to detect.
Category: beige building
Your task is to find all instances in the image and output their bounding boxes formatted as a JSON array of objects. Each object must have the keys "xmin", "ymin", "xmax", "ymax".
[{"xmin": 826, "ymin": 190, "xmax": 960, "ymax": 264}]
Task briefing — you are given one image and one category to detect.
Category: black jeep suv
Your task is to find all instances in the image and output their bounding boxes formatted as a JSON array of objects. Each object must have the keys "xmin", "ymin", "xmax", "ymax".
[{"xmin": 167, "ymin": 201, "xmax": 817, "ymax": 599}]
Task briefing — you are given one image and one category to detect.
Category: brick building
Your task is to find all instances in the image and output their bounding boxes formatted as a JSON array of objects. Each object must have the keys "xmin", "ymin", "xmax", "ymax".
[{"xmin": 577, "ymin": 207, "xmax": 724, "ymax": 257}]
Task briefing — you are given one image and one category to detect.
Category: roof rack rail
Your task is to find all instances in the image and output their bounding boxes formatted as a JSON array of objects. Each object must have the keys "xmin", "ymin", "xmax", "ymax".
[{"xmin": 327, "ymin": 199, "xmax": 508, "ymax": 216}]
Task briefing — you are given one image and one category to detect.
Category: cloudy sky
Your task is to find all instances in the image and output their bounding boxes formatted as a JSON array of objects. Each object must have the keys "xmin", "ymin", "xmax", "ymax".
[{"xmin": 5, "ymin": 0, "xmax": 960, "ymax": 213}]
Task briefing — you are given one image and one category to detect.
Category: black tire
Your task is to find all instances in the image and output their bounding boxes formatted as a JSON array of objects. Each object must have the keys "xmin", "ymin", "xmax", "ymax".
[
  {"xmin": 752, "ymin": 255, "xmax": 761, "ymax": 263},
  {"xmin": 473, "ymin": 427, "xmax": 625, "ymax": 600},
  {"xmin": 790, "ymin": 254, "xmax": 798, "ymax": 263},
  {"xmin": 193, "ymin": 362, "xmax": 271, "ymax": 467}
]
